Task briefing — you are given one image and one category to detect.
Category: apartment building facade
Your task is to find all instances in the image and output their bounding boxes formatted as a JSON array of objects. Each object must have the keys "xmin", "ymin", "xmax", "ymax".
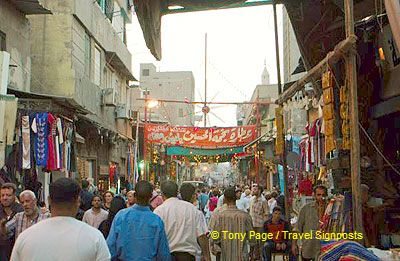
[
  {"xmin": 28, "ymin": 0, "xmax": 136, "ymax": 190},
  {"xmin": 132, "ymin": 63, "xmax": 195, "ymax": 126}
]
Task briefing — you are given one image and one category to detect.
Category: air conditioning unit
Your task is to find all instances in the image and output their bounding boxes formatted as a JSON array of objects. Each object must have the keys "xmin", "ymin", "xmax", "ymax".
[
  {"xmin": 102, "ymin": 88, "xmax": 118, "ymax": 107},
  {"xmin": 115, "ymin": 104, "xmax": 129, "ymax": 119}
]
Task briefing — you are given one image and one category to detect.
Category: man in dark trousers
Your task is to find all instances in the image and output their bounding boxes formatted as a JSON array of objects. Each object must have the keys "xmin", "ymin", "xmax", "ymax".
[
  {"xmin": 263, "ymin": 206, "xmax": 295, "ymax": 260},
  {"xmin": 0, "ymin": 183, "xmax": 23, "ymax": 260}
]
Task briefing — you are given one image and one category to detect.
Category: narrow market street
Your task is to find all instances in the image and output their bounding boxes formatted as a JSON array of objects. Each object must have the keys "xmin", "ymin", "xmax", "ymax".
[{"xmin": 1, "ymin": 0, "xmax": 400, "ymax": 260}]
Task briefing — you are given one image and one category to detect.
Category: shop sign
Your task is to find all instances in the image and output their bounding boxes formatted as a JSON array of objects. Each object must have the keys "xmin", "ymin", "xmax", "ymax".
[{"xmin": 144, "ymin": 124, "xmax": 257, "ymax": 148}]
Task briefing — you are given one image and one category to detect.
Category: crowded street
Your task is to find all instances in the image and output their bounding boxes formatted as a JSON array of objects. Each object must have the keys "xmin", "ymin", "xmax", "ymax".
[{"xmin": 1, "ymin": 0, "xmax": 400, "ymax": 260}]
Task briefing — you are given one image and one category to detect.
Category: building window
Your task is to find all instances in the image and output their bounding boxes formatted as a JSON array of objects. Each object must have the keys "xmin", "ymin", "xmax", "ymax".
[
  {"xmin": 0, "ymin": 31, "xmax": 6, "ymax": 51},
  {"xmin": 94, "ymin": 45, "xmax": 101, "ymax": 86},
  {"xmin": 97, "ymin": 0, "xmax": 114, "ymax": 20},
  {"xmin": 179, "ymin": 108, "xmax": 184, "ymax": 117},
  {"xmin": 142, "ymin": 69, "xmax": 149, "ymax": 76},
  {"xmin": 112, "ymin": 1, "xmax": 126, "ymax": 43}
]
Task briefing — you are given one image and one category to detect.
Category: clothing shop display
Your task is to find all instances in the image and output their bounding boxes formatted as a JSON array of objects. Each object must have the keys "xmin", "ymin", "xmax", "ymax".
[
  {"xmin": 4, "ymin": 111, "xmax": 77, "ymax": 185},
  {"xmin": 46, "ymin": 113, "xmax": 57, "ymax": 171},
  {"xmin": 21, "ymin": 116, "xmax": 31, "ymax": 169},
  {"xmin": 32, "ymin": 113, "xmax": 49, "ymax": 167},
  {"xmin": 4, "ymin": 99, "xmax": 18, "ymax": 145},
  {"xmin": 109, "ymin": 164, "xmax": 117, "ymax": 184}
]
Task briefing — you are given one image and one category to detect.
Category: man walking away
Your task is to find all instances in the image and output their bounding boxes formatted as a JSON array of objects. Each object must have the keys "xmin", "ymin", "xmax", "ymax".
[
  {"xmin": 10, "ymin": 178, "xmax": 110, "ymax": 261},
  {"xmin": 0, "ymin": 183, "xmax": 23, "ymax": 260},
  {"xmin": 209, "ymin": 187, "xmax": 255, "ymax": 261},
  {"xmin": 79, "ymin": 180, "xmax": 94, "ymax": 213},
  {"xmin": 249, "ymin": 184, "xmax": 269, "ymax": 260},
  {"xmin": 198, "ymin": 188, "xmax": 209, "ymax": 213},
  {"xmin": 155, "ymin": 181, "xmax": 210, "ymax": 261},
  {"xmin": 180, "ymin": 183, "xmax": 210, "ymax": 261},
  {"xmin": 107, "ymin": 181, "xmax": 171, "ymax": 261},
  {"xmin": 82, "ymin": 195, "xmax": 108, "ymax": 229}
]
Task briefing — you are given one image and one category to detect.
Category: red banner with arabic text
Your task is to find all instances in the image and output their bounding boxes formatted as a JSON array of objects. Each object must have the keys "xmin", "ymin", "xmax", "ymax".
[{"xmin": 144, "ymin": 124, "xmax": 257, "ymax": 149}]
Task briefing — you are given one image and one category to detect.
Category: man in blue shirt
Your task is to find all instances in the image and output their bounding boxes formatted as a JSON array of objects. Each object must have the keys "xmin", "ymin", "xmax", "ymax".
[
  {"xmin": 107, "ymin": 181, "xmax": 171, "ymax": 261},
  {"xmin": 198, "ymin": 188, "xmax": 209, "ymax": 213}
]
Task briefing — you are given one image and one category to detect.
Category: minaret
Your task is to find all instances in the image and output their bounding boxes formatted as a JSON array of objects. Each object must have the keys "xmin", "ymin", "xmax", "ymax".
[{"xmin": 261, "ymin": 59, "xmax": 270, "ymax": 85}]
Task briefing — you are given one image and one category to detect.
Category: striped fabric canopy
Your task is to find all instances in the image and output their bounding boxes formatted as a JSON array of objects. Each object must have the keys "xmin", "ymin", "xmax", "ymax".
[{"xmin": 319, "ymin": 240, "xmax": 380, "ymax": 261}]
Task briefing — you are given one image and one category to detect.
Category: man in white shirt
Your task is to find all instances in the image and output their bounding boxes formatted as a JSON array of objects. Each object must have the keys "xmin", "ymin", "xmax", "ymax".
[
  {"xmin": 82, "ymin": 195, "xmax": 108, "ymax": 229},
  {"xmin": 236, "ymin": 188, "xmax": 251, "ymax": 212},
  {"xmin": 154, "ymin": 181, "xmax": 210, "ymax": 261},
  {"xmin": 180, "ymin": 183, "xmax": 210, "ymax": 261},
  {"xmin": 11, "ymin": 178, "xmax": 110, "ymax": 261},
  {"xmin": 268, "ymin": 191, "xmax": 278, "ymax": 215}
]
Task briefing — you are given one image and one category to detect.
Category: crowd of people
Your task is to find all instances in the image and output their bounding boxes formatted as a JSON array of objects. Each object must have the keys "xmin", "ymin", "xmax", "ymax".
[{"xmin": 0, "ymin": 177, "xmax": 379, "ymax": 261}]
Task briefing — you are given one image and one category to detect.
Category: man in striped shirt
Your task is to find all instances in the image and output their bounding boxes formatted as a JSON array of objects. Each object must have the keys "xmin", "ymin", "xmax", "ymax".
[
  {"xmin": 210, "ymin": 187, "xmax": 255, "ymax": 261},
  {"xmin": 1, "ymin": 190, "xmax": 49, "ymax": 240}
]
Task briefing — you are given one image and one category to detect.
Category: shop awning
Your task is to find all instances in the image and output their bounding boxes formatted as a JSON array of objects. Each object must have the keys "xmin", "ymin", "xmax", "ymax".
[
  {"xmin": 7, "ymin": 88, "xmax": 91, "ymax": 115},
  {"xmin": 167, "ymin": 146, "xmax": 243, "ymax": 156},
  {"xmin": 282, "ymin": 0, "xmax": 377, "ymax": 71},
  {"xmin": 9, "ymin": 0, "xmax": 51, "ymax": 15},
  {"xmin": 133, "ymin": 0, "xmax": 275, "ymax": 60}
]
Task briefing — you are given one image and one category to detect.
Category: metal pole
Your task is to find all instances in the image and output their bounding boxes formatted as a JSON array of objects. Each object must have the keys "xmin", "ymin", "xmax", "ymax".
[
  {"xmin": 344, "ymin": 0, "xmax": 363, "ymax": 234},
  {"xmin": 204, "ymin": 33, "xmax": 208, "ymax": 127},
  {"xmin": 256, "ymin": 91, "xmax": 261, "ymax": 185},
  {"xmin": 273, "ymin": 1, "xmax": 290, "ymax": 220},
  {"xmin": 133, "ymin": 112, "xmax": 140, "ymax": 184},
  {"xmin": 144, "ymin": 88, "xmax": 148, "ymax": 180}
]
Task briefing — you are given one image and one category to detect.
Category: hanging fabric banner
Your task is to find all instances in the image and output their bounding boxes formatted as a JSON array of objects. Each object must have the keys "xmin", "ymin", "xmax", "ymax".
[
  {"xmin": 167, "ymin": 146, "xmax": 244, "ymax": 156},
  {"xmin": 144, "ymin": 124, "xmax": 257, "ymax": 149}
]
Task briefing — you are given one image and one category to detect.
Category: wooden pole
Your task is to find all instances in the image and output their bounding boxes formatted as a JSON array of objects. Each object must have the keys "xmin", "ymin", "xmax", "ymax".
[
  {"xmin": 273, "ymin": 1, "xmax": 290, "ymax": 220},
  {"xmin": 256, "ymin": 91, "xmax": 261, "ymax": 185},
  {"xmin": 344, "ymin": 0, "xmax": 363, "ymax": 234},
  {"xmin": 276, "ymin": 35, "xmax": 357, "ymax": 105}
]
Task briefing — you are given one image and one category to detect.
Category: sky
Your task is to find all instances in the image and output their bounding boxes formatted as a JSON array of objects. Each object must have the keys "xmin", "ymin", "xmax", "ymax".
[{"xmin": 126, "ymin": 4, "xmax": 283, "ymax": 127}]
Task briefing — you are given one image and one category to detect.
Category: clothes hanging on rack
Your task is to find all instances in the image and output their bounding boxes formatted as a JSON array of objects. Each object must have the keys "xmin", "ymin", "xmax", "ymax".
[
  {"xmin": 46, "ymin": 113, "xmax": 57, "ymax": 171},
  {"xmin": 32, "ymin": 113, "xmax": 49, "ymax": 167},
  {"xmin": 21, "ymin": 116, "xmax": 31, "ymax": 169}
]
